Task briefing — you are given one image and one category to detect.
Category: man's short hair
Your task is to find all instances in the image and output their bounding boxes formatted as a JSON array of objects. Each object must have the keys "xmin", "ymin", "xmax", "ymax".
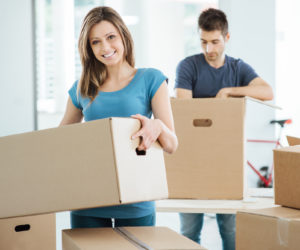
[{"xmin": 198, "ymin": 8, "xmax": 228, "ymax": 36}]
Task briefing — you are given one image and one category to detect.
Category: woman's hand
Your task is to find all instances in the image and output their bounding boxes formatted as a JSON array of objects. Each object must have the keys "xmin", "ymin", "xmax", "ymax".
[{"xmin": 131, "ymin": 114, "xmax": 162, "ymax": 151}]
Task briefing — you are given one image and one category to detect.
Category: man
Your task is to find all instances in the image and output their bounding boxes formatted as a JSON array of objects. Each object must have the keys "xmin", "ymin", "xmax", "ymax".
[{"xmin": 175, "ymin": 8, "xmax": 273, "ymax": 250}]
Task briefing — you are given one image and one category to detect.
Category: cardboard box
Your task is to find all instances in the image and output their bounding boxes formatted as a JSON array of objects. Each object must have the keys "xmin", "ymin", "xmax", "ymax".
[
  {"xmin": 0, "ymin": 118, "xmax": 168, "ymax": 219},
  {"xmin": 62, "ymin": 226, "xmax": 207, "ymax": 250},
  {"xmin": 287, "ymin": 135, "xmax": 300, "ymax": 146},
  {"xmin": 0, "ymin": 213, "xmax": 56, "ymax": 250},
  {"xmin": 274, "ymin": 145, "xmax": 300, "ymax": 209},
  {"xmin": 165, "ymin": 97, "xmax": 277, "ymax": 199},
  {"xmin": 236, "ymin": 207, "xmax": 300, "ymax": 250}
]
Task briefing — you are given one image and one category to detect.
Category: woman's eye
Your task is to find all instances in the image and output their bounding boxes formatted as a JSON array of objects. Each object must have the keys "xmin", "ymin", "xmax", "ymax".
[
  {"xmin": 92, "ymin": 40, "xmax": 99, "ymax": 45},
  {"xmin": 108, "ymin": 35, "xmax": 115, "ymax": 40}
]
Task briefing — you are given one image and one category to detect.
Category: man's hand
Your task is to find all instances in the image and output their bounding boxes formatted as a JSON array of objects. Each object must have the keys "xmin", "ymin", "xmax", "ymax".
[
  {"xmin": 215, "ymin": 87, "xmax": 232, "ymax": 98},
  {"xmin": 215, "ymin": 78, "xmax": 273, "ymax": 101},
  {"xmin": 131, "ymin": 114, "xmax": 162, "ymax": 151}
]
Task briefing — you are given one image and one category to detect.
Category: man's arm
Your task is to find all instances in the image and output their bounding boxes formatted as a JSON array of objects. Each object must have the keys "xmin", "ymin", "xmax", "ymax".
[
  {"xmin": 175, "ymin": 88, "xmax": 193, "ymax": 99},
  {"xmin": 174, "ymin": 57, "xmax": 195, "ymax": 99},
  {"xmin": 216, "ymin": 77, "xmax": 274, "ymax": 101}
]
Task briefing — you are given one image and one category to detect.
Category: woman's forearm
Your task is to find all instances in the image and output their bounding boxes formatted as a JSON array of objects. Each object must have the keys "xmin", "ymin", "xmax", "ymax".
[{"xmin": 156, "ymin": 119, "xmax": 178, "ymax": 154}]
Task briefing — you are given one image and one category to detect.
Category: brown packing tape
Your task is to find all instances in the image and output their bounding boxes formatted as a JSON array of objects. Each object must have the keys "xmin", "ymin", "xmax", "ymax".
[
  {"xmin": 277, "ymin": 218, "xmax": 290, "ymax": 247},
  {"xmin": 113, "ymin": 227, "xmax": 153, "ymax": 250}
]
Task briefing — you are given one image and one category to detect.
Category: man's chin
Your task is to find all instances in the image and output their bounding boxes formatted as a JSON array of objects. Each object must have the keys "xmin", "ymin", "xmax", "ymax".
[{"xmin": 205, "ymin": 56, "xmax": 217, "ymax": 62}]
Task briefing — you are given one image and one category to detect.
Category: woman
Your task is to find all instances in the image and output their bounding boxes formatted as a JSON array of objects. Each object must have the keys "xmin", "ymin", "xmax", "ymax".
[{"xmin": 59, "ymin": 6, "xmax": 177, "ymax": 228}]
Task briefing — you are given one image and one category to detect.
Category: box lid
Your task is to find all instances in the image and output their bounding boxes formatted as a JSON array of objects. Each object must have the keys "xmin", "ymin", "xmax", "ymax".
[
  {"xmin": 238, "ymin": 206, "xmax": 300, "ymax": 220},
  {"xmin": 62, "ymin": 227, "xmax": 206, "ymax": 250}
]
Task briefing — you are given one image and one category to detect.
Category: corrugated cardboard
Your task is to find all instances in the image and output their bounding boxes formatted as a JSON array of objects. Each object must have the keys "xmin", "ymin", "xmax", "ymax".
[
  {"xmin": 274, "ymin": 145, "xmax": 300, "ymax": 209},
  {"xmin": 0, "ymin": 213, "xmax": 56, "ymax": 250},
  {"xmin": 0, "ymin": 118, "xmax": 168, "ymax": 219},
  {"xmin": 165, "ymin": 97, "xmax": 277, "ymax": 199},
  {"xmin": 62, "ymin": 226, "xmax": 207, "ymax": 250},
  {"xmin": 287, "ymin": 135, "xmax": 300, "ymax": 146},
  {"xmin": 236, "ymin": 207, "xmax": 300, "ymax": 250}
]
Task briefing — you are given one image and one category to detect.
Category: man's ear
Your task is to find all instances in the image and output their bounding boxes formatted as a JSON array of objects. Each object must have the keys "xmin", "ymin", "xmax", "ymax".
[{"xmin": 225, "ymin": 32, "xmax": 230, "ymax": 42}]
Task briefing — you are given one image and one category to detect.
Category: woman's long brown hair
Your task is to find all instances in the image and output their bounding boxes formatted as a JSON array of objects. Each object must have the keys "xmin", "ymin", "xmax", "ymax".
[{"xmin": 78, "ymin": 6, "xmax": 135, "ymax": 101}]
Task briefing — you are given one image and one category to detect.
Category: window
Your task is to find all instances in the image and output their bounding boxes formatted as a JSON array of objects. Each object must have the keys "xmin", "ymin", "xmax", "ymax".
[{"xmin": 35, "ymin": 0, "xmax": 218, "ymax": 129}]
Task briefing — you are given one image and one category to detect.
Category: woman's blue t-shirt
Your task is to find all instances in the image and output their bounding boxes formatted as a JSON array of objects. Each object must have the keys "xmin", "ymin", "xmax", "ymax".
[{"xmin": 68, "ymin": 68, "xmax": 167, "ymax": 218}]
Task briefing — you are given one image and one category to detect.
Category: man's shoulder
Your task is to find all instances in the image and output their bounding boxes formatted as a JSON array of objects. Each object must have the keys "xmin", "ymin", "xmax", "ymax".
[
  {"xmin": 225, "ymin": 55, "xmax": 258, "ymax": 79},
  {"xmin": 183, "ymin": 53, "xmax": 203, "ymax": 63},
  {"xmin": 178, "ymin": 53, "xmax": 204, "ymax": 68},
  {"xmin": 226, "ymin": 55, "xmax": 247, "ymax": 67}
]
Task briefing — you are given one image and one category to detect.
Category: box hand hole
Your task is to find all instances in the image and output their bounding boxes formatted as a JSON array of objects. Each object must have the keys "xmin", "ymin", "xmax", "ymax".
[
  {"xmin": 15, "ymin": 224, "xmax": 31, "ymax": 232},
  {"xmin": 136, "ymin": 148, "xmax": 146, "ymax": 156},
  {"xmin": 193, "ymin": 119, "xmax": 212, "ymax": 127}
]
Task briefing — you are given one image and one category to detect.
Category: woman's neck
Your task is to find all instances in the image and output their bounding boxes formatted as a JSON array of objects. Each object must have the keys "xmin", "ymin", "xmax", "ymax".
[
  {"xmin": 99, "ymin": 61, "xmax": 137, "ymax": 92},
  {"xmin": 106, "ymin": 61, "xmax": 135, "ymax": 82}
]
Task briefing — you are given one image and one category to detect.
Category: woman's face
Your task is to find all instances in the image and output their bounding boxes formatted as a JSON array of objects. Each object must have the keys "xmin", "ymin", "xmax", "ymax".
[{"xmin": 89, "ymin": 20, "xmax": 125, "ymax": 67}]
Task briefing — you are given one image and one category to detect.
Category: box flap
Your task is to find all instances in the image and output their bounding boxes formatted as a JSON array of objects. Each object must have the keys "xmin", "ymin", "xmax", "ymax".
[
  {"xmin": 274, "ymin": 145, "xmax": 300, "ymax": 153},
  {"xmin": 244, "ymin": 96, "xmax": 281, "ymax": 109},
  {"xmin": 110, "ymin": 118, "xmax": 168, "ymax": 203},
  {"xmin": 287, "ymin": 136, "xmax": 300, "ymax": 146}
]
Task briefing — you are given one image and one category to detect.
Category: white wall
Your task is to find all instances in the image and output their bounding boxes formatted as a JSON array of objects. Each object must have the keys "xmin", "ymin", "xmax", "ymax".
[
  {"xmin": 138, "ymin": 0, "xmax": 185, "ymax": 94},
  {"xmin": 0, "ymin": 0, "xmax": 36, "ymax": 136},
  {"xmin": 219, "ymin": 0, "xmax": 276, "ymax": 138},
  {"xmin": 220, "ymin": 0, "xmax": 275, "ymax": 90},
  {"xmin": 220, "ymin": 0, "xmax": 276, "ymax": 187},
  {"xmin": 276, "ymin": 0, "xmax": 300, "ymax": 138},
  {"xmin": 121, "ymin": 0, "xmax": 185, "ymax": 95}
]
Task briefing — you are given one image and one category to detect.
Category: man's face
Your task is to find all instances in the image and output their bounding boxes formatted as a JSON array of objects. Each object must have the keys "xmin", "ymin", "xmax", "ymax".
[{"xmin": 200, "ymin": 29, "xmax": 229, "ymax": 63}]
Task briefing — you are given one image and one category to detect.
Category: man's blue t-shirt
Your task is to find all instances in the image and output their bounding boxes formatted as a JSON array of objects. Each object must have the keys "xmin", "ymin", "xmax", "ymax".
[
  {"xmin": 175, "ymin": 53, "xmax": 258, "ymax": 97},
  {"xmin": 68, "ymin": 68, "xmax": 167, "ymax": 219}
]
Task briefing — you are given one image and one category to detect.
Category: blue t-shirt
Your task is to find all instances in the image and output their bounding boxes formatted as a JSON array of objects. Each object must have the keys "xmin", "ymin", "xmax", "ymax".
[
  {"xmin": 68, "ymin": 68, "xmax": 167, "ymax": 218},
  {"xmin": 175, "ymin": 53, "xmax": 258, "ymax": 98}
]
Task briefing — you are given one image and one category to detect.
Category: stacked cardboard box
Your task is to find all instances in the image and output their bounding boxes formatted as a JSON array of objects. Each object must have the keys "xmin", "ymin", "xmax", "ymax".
[
  {"xmin": 274, "ymin": 145, "xmax": 300, "ymax": 209},
  {"xmin": 0, "ymin": 214, "xmax": 56, "ymax": 250},
  {"xmin": 164, "ymin": 97, "xmax": 277, "ymax": 199},
  {"xmin": 62, "ymin": 226, "xmax": 207, "ymax": 250},
  {"xmin": 236, "ymin": 141, "xmax": 300, "ymax": 249},
  {"xmin": 236, "ymin": 207, "xmax": 300, "ymax": 250}
]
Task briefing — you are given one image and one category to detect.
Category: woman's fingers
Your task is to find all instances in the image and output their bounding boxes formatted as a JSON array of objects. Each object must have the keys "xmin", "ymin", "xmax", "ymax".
[
  {"xmin": 131, "ymin": 114, "xmax": 159, "ymax": 151},
  {"xmin": 131, "ymin": 114, "xmax": 146, "ymax": 121},
  {"xmin": 138, "ymin": 138, "xmax": 150, "ymax": 151},
  {"xmin": 131, "ymin": 128, "xmax": 144, "ymax": 140}
]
